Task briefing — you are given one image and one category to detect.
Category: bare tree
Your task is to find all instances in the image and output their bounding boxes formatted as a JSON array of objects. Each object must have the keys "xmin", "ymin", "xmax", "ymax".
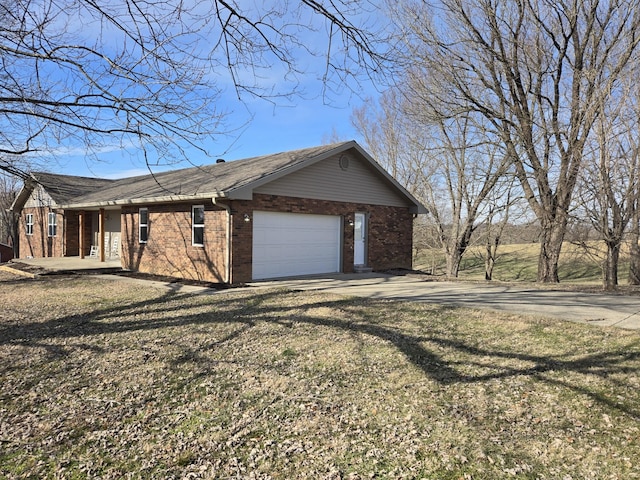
[
  {"xmin": 627, "ymin": 96, "xmax": 640, "ymax": 285},
  {"xmin": 575, "ymin": 85, "xmax": 640, "ymax": 290},
  {"xmin": 353, "ymin": 89, "xmax": 510, "ymax": 278},
  {"xmin": 0, "ymin": 172, "xmax": 19, "ymax": 250},
  {"xmin": 351, "ymin": 91, "xmax": 427, "ymax": 194},
  {"xmin": 629, "ymin": 191, "xmax": 640, "ymax": 285},
  {"xmin": 390, "ymin": 0, "xmax": 640, "ymax": 282},
  {"xmin": 479, "ymin": 176, "xmax": 524, "ymax": 281},
  {"xmin": 0, "ymin": 0, "xmax": 387, "ymax": 178},
  {"xmin": 420, "ymin": 116, "xmax": 511, "ymax": 278}
]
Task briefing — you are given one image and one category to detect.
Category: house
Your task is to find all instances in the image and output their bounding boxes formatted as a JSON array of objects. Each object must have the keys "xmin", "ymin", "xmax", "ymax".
[
  {"xmin": 11, "ymin": 141, "xmax": 426, "ymax": 283},
  {"xmin": 11, "ymin": 173, "xmax": 115, "ymax": 259}
]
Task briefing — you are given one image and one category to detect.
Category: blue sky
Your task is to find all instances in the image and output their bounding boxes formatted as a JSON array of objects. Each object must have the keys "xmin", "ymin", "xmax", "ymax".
[
  {"xmin": 55, "ymin": 91, "xmax": 368, "ymax": 179},
  {"xmin": 44, "ymin": 3, "xmax": 385, "ymax": 180}
]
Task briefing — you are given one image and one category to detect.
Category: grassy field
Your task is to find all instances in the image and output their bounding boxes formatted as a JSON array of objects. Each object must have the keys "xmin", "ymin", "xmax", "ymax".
[
  {"xmin": 414, "ymin": 241, "xmax": 626, "ymax": 284},
  {"xmin": 1, "ymin": 271, "xmax": 639, "ymax": 479}
]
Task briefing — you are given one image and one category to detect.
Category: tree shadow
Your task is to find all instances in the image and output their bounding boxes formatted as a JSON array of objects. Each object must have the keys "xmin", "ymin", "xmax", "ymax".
[{"xmin": 2, "ymin": 284, "xmax": 639, "ymax": 419}]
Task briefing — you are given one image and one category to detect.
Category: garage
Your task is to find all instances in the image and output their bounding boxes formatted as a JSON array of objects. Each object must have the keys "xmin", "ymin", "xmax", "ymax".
[{"xmin": 252, "ymin": 211, "xmax": 342, "ymax": 280}]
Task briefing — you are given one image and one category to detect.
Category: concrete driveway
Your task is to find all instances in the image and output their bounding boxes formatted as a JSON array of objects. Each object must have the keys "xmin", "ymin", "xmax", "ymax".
[{"xmin": 251, "ymin": 273, "xmax": 640, "ymax": 330}]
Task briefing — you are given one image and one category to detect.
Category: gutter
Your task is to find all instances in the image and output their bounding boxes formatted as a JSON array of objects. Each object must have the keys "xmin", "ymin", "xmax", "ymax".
[
  {"xmin": 60, "ymin": 192, "xmax": 227, "ymax": 210},
  {"xmin": 212, "ymin": 197, "xmax": 232, "ymax": 284}
]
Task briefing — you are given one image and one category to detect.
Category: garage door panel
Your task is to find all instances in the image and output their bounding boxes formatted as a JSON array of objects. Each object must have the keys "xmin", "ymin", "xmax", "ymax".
[{"xmin": 252, "ymin": 211, "xmax": 341, "ymax": 280}]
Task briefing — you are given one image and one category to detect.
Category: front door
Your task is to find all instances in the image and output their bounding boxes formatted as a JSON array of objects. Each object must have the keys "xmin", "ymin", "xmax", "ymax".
[{"xmin": 354, "ymin": 212, "xmax": 367, "ymax": 266}]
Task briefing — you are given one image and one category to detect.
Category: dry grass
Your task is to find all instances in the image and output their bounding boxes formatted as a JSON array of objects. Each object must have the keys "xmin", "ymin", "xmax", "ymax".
[
  {"xmin": 414, "ymin": 241, "xmax": 626, "ymax": 284},
  {"xmin": 1, "ymin": 271, "xmax": 639, "ymax": 479}
]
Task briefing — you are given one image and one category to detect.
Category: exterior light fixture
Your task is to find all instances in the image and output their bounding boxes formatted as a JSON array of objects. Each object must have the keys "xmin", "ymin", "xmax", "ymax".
[{"xmin": 244, "ymin": 213, "xmax": 251, "ymax": 222}]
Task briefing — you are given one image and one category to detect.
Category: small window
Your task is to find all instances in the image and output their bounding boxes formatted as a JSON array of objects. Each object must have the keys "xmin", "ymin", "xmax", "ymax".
[
  {"xmin": 192, "ymin": 205, "xmax": 204, "ymax": 246},
  {"xmin": 47, "ymin": 212, "xmax": 57, "ymax": 237},
  {"xmin": 25, "ymin": 213, "xmax": 33, "ymax": 236},
  {"xmin": 139, "ymin": 208, "xmax": 148, "ymax": 243}
]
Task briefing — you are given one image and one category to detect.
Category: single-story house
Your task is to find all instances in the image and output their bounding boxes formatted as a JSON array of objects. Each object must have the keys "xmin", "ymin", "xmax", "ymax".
[{"xmin": 11, "ymin": 141, "xmax": 426, "ymax": 283}]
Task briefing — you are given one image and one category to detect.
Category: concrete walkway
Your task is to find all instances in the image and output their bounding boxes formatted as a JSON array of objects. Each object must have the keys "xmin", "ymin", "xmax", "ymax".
[
  {"xmin": 9, "ymin": 256, "xmax": 122, "ymax": 272},
  {"xmin": 251, "ymin": 273, "xmax": 640, "ymax": 330},
  {"xmin": 4, "ymin": 258, "xmax": 640, "ymax": 330}
]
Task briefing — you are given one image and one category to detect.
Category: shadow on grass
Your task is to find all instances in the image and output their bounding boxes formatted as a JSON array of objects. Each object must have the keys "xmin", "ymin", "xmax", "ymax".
[{"xmin": 2, "ymin": 281, "xmax": 639, "ymax": 420}]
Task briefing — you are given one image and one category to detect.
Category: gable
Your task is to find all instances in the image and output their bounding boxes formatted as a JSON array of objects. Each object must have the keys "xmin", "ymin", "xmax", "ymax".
[
  {"xmin": 24, "ymin": 184, "xmax": 56, "ymax": 208},
  {"xmin": 253, "ymin": 151, "xmax": 413, "ymax": 208},
  {"xmin": 12, "ymin": 172, "xmax": 115, "ymax": 213}
]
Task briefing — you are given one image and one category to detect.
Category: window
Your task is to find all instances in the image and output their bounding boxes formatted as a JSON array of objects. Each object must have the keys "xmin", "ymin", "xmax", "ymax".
[
  {"xmin": 47, "ymin": 212, "xmax": 57, "ymax": 237},
  {"xmin": 139, "ymin": 208, "xmax": 148, "ymax": 243},
  {"xmin": 25, "ymin": 213, "xmax": 33, "ymax": 236},
  {"xmin": 192, "ymin": 205, "xmax": 204, "ymax": 246}
]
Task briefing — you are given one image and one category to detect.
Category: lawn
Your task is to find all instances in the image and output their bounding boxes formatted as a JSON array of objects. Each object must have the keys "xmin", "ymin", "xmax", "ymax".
[
  {"xmin": 1, "ymin": 271, "xmax": 639, "ymax": 479},
  {"xmin": 414, "ymin": 241, "xmax": 627, "ymax": 284}
]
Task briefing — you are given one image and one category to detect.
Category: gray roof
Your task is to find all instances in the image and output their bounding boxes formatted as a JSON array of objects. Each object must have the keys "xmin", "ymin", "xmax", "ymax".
[
  {"xmin": 31, "ymin": 172, "xmax": 115, "ymax": 205},
  {"xmin": 66, "ymin": 143, "xmax": 347, "ymax": 207},
  {"xmin": 15, "ymin": 141, "xmax": 426, "ymax": 214},
  {"xmin": 10, "ymin": 171, "xmax": 115, "ymax": 212}
]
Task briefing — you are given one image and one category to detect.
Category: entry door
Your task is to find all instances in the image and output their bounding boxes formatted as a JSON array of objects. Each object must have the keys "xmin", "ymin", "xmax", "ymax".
[{"xmin": 354, "ymin": 212, "xmax": 367, "ymax": 266}]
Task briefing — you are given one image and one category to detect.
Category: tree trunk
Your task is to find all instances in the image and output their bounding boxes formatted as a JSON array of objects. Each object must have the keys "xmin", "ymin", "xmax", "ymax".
[
  {"xmin": 446, "ymin": 229, "xmax": 475, "ymax": 278},
  {"xmin": 446, "ymin": 249, "xmax": 463, "ymax": 279},
  {"xmin": 603, "ymin": 242, "xmax": 620, "ymax": 291},
  {"xmin": 485, "ymin": 255, "xmax": 495, "ymax": 281},
  {"xmin": 629, "ymin": 213, "xmax": 640, "ymax": 285},
  {"xmin": 485, "ymin": 236, "xmax": 498, "ymax": 281},
  {"xmin": 537, "ymin": 223, "xmax": 565, "ymax": 283},
  {"xmin": 11, "ymin": 212, "xmax": 19, "ymax": 258}
]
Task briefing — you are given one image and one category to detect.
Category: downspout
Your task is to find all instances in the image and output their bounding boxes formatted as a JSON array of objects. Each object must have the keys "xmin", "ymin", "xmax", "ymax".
[{"xmin": 213, "ymin": 198, "xmax": 231, "ymax": 284}]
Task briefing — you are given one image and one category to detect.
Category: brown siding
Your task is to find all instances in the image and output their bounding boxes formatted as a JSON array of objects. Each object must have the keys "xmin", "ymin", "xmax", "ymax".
[
  {"xmin": 227, "ymin": 194, "xmax": 413, "ymax": 283},
  {"xmin": 121, "ymin": 203, "xmax": 228, "ymax": 283},
  {"xmin": 18, "ymin": 207, "xmax": 64, "ymax": 259},
  {"xmin": 253, "ymin": 152, "xmax": 412, "ymax": 208}
]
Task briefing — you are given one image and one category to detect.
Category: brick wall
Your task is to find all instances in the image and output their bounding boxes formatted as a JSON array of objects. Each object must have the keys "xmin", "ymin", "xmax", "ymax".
[
  {"xmin": 119, "ymin": 195, "xmax": 414, "ymax": 284},
  {"xmin": 227, "ymin": 194, "xmax": 414, "ymax": 283},
  {"xmin": 64, "ymin": 212, "xmax": 80, "ymax": 256},
  {"xmin": 121, "ymin": 203, "xmax": 228, "ymax": 282},
  {"xmin": 18, "ymin": 207, "xmax": 64, "ymax": 258}
]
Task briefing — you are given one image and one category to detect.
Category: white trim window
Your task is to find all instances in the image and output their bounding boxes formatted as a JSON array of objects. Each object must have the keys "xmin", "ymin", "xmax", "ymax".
[
  {"xmin": 192, "ymin": 205, "xmax": 205, "ymax": 246},
  {"xmin": 47, "ymin": 212, "xmax": 57, "ymax": 237},
  {"xmin": 25, "ymin": 213, "xmax": 34, "ymax": 236},
  {"xmin": 139, "ymin": 208, "xmax": 149, "ymax": 243}
]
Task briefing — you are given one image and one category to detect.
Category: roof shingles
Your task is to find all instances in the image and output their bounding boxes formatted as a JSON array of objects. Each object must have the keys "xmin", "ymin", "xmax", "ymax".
[
  {"xmin": 20, "ymin": 142, "xmax": 425, "ymax": 214},
  {"xmin": 31, "ymin": 172, "xmax": 115, "ymax": 205},
  {"xmin": 64, "ymin": 143, "xmax": 351, "ymax": 207}
]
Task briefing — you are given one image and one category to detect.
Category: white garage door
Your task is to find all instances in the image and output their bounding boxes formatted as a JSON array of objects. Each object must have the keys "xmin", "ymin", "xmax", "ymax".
[{"xmin": 252, "ymin": 211, "xmax": 342, "ymax": 280}]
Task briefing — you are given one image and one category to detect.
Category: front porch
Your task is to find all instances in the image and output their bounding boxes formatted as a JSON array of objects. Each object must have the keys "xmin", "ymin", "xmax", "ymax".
[
  {"xmin": 12, "ymin": 256, "xmax": 123, "ymax": 274},
  {"xmin": 73, "ymin": 208, "xmax": 121, "ymax": 262}
]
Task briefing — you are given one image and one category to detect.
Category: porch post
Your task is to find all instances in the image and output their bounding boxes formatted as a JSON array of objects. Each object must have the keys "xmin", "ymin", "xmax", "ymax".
[
  {"xmin": 99, "ymin": 208, "xmax": 105, "ymax": 262},
  {"xmin": 79, "ymin": 211, "xmax": 85, "ymax": 259}
]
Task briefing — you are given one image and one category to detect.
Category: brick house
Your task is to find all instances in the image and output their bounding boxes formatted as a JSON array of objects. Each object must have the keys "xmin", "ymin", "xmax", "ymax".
[
  {"xmin": 11, "ymin": 173, "xmax": 115, "ymax": 259},
  {"xmin": 11, "ymin": 141, "xmax": 426, "ymax": 283}
]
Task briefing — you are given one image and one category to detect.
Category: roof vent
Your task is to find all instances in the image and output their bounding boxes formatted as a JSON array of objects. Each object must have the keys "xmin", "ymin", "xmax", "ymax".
[{"xmin": 216, "ymin": 158, "xmax": 226, "ymax": 163}]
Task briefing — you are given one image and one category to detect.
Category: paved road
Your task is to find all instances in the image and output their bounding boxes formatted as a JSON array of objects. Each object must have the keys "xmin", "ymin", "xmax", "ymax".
[{"xmin": 251, "ymin": 273, "xmax": 640, "ymax": 330}]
